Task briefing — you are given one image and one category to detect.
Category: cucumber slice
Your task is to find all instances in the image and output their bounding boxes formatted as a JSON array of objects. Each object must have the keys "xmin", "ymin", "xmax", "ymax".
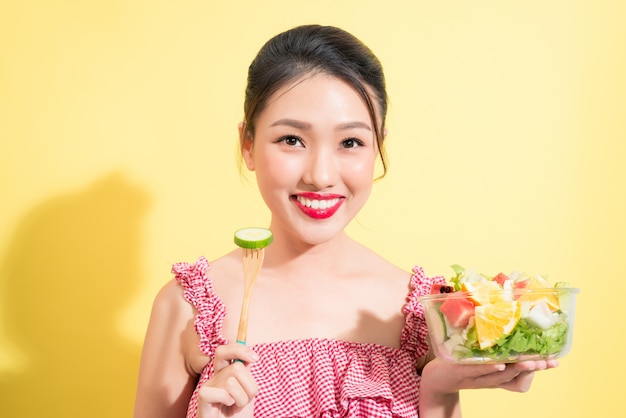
[{"xmin": 234, "ymin": 227, "xmax": 273, "ymax": 249}]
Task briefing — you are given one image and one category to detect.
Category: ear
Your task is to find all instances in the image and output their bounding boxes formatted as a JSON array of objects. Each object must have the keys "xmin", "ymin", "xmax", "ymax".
[{"xmin": 239, "ymin": 122, "xmax": 255, "ymax": 171}]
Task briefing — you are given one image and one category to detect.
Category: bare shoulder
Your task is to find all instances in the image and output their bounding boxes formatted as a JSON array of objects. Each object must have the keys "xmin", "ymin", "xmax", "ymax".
[{"xmin": 153, "ymin": 278, "xmax": 194, "ymax": 314}]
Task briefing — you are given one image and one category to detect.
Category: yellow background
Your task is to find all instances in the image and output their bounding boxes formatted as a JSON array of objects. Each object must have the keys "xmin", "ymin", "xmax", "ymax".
[{"xmin": 1, "ymin": 1, "xmax": 624, "ymax": 417}]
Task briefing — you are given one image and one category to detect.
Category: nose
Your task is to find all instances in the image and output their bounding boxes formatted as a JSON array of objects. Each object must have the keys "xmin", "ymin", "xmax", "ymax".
[{"xmin": 302, "ymin": 147, "xmax": 338, "ymax": 190}]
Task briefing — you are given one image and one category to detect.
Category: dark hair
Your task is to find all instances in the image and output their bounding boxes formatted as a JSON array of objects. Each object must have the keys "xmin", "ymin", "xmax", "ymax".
[{"xmin": 241, "ymin": 24, "xmax": 389, "ymax": 175}]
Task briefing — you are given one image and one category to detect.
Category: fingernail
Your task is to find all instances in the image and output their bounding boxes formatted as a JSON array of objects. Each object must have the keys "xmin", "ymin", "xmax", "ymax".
[{"xmin": 249, "ymin": 351, "xmax": 259, "ymax": 361}]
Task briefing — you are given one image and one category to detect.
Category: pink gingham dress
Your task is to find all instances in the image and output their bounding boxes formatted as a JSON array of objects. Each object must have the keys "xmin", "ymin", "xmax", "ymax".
[{"xmin": 173, "ymin": 257, "xmax": 444, "ymax": 418}]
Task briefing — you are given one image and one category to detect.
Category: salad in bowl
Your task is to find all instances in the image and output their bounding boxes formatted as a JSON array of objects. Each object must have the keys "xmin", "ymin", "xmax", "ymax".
[{"xmin": 418, "ymin": 265, "xmax": 579, "ymax": 364}]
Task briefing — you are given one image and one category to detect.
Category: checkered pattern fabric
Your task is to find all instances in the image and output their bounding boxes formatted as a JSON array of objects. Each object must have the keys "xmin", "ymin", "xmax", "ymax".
[{"xmin": 173, "ymin": 258, "xmax": 444, "ymax": 417}]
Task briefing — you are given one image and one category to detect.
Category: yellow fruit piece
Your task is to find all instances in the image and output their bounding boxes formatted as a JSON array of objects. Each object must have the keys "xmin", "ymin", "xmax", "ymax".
[
  {"xmin": 462, "ymin": 280, "xmax": 504, "ymax": 305},
  {"xmin": 527, "ymin": 275, "xmax": 550, "ymax": 288},
  {"xmin": 474, "ymin": 301, "xmax": 521, "ymax": 349},
  {"xmin": 517, "ymin": 276, "xmax": 560, "ymax": 310}
]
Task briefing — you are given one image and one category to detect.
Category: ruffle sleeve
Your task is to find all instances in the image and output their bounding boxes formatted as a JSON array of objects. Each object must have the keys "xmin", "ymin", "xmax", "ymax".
[
  {"xmin": 401, "ymin": 266, "xmax": 446, "ymax": 362},
  {"xmin": 171, "ymin": 256, "xmax": 228, "ymax": 356}
]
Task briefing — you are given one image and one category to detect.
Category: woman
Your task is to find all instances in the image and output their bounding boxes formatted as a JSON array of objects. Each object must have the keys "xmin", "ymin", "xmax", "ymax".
[{"xmin": 134, "ymin": 24, "xmax": 557, "ymax": 418}]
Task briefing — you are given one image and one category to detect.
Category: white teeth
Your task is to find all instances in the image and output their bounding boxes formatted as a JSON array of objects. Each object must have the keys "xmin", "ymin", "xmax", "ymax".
[{"xmin": 297, "ymin": 196, "xmax": 340, "ymax": 210}]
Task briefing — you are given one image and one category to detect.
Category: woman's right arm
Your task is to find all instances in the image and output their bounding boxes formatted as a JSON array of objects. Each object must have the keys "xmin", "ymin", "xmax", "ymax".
[{"xmin": 134, "ymin": 279, "xmax": 202, "ymax": 418}]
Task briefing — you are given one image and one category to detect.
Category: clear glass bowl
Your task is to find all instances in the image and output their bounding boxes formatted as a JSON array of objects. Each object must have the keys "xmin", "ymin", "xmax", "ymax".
[{"xmin": 418, "ymin": 287, "xmax": 579, "ymax": 363}]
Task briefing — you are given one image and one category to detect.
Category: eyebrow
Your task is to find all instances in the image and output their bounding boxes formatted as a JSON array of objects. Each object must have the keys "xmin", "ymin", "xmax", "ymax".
[{"xmin": 270, "ymin": 118, "xmax": 372, "ymax": 131}]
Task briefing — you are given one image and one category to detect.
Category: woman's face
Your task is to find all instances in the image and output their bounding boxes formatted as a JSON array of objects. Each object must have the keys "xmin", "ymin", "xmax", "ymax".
[{"xmin": 242, "ymin": 73, "xmax": 380, "ymax": 246}]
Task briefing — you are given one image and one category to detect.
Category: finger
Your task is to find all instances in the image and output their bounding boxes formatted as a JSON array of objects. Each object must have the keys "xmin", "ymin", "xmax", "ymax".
[
  {"xmin": 197, "ymin": 385, "xmax": 236, "ymax": 407},
  {"xmin": 462, "ymin": 363, "xmax": 507, "ymax": 378},
  {"xmin": 220, "ymin": 361, "xmax": 259, "ymax": 403},
  {"xmin": 223, "ymin": 374, "xmax": 257, "ymax": 407},
  {"xmin": 197, "ymin": 402, "xmax": 227, "ymax": 418},
  {"xmin": 203, "ymin": 361, "xmax": 259, "ymax": 406},
  {"xmin": 546, "ymin": 358, "xmax": 559, "ymax": 368},
  {"xmin": 214, "ymin": 344, "xmax": 259, "ymax": 372},
  {"xmin": 497, "ymin": 370, "xmax": 536, "ymax": 392},
  {"xmin": 201, "ymin": 365, "xmax": 258, "ymax": 408},
  {"xmin": 465, "ymin": 363, "xmax": 523, "ymax": 388},
  {"xmin": 510, "ymin": 360, "xmax": 549, "ymax": 372}
]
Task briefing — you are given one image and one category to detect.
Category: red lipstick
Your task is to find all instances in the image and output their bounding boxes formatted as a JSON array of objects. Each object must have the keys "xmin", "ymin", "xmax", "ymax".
[{"xmin": 292, "ymin": 192, "xmax": 344, "ymax": 219}]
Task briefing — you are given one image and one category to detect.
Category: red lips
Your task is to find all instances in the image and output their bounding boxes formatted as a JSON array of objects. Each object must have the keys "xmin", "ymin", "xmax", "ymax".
[{"xmin": 291, "ymin": 192, "xmax": 344, "ymax": 219}]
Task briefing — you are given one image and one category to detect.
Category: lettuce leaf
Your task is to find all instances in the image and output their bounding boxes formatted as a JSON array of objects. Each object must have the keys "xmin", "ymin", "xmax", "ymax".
[
  {"xmin": 456, "ymin": 316, "xmax": 569, "ymax": 360},
  {"xmin": 449, "ymin": 264, "xmax": 465, "ymax": 291}
]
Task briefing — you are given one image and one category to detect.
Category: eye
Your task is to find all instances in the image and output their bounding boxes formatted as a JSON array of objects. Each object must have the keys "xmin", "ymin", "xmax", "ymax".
[
  {"xmin": 277, "ymin": 135, "xmax": 304, "ymax": 147},
  {"xmin": 340, "ymin": 138, "xmax": 364, "ymax": 149}
]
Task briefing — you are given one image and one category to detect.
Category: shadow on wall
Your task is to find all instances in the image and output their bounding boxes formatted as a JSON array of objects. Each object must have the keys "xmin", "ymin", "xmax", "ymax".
[{"xmin": 0, "ymin": 173, "xmax": 150, "ymax": 417}]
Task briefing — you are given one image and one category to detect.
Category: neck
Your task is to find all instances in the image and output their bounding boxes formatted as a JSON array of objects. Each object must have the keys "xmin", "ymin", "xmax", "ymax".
[{"xmin": 261, "ymin": 230, "xmax": 359, "ymax": 279}]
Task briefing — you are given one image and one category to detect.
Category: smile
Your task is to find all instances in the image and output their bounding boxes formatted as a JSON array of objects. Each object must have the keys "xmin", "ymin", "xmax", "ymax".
[
  {"xmin": 292, "ymin": 194, "xmax": 344, "ymax": 219},
  {"xmin": 296, "ymin": 196, "xmax": 341, "ymax": 210}
]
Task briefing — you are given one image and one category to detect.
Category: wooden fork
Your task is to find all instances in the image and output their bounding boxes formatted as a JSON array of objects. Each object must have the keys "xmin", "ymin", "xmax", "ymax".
[{"xmin": 236, "ymin": 247, "xmax": 265, "ymax": 346}]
